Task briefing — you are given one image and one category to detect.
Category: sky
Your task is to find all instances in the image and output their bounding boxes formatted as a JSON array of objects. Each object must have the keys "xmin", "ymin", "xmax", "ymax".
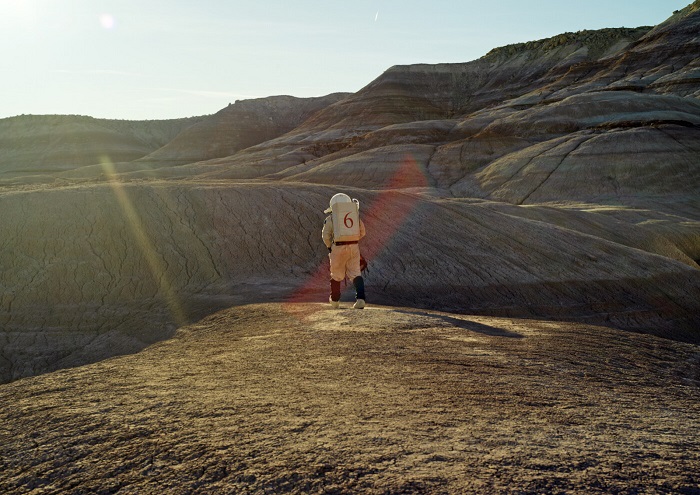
[{"xmin": 0, "ymin": 0, "xmax": 692, "ymax": 121}]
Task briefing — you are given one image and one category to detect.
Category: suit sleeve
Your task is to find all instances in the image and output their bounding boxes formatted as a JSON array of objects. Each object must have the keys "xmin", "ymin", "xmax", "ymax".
[{"xmin": 322, "ymin": 216, "xmax": 334, "ymax": 248}]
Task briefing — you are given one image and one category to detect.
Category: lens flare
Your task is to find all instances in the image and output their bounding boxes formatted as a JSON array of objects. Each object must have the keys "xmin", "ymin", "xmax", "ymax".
[
  {"xmin": 101, "ymin": 157, "xmax": 187, "ymax": 327},
  {"xmin": 360, "ymin": 153, "xmax": 429, "ymax": 260},
  {"xmin": 99, "ymin": 14, "xmax": 115, "ymax": 29}
]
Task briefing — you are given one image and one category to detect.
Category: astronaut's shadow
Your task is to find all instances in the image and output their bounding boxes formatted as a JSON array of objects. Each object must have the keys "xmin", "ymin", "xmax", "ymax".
[{"xmin": 391, "ymin": 309, "xmax": 524, "ymax": 339}]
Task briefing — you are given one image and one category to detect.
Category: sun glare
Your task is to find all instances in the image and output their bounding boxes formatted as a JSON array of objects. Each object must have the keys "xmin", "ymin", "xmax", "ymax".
[
  {"xmin": 99, "ymin": 13, "xmax": 115, "ymax": 29},
  {"xmin": 0, "ymin": 0, "xmax": 36, "ymax": 24}
]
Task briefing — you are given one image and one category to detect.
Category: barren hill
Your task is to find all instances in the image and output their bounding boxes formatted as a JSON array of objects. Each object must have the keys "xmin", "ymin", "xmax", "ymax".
[
  {"xmin": 134, "ymin": 93, "xmax": 351, "ymax": 169},
  {"xmin": 0, "ymin": 115, "xmax": 202, "ymax": 181},
  {"xmin": 1, "ymin": 3, "xmax": 700, "ymax": 493},
  {"xmin": 1, "ymin": 303, "xmax": 699, "ymax": 494}
]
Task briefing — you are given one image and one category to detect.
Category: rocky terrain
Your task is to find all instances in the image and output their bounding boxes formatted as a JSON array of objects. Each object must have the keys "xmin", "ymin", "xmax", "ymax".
[
  {"xmin": 1, "ymin": 179, "xmax": 698, "ymax": 384},
  {"xmin": 1, "ymin": 304, "xmax": 699, "ymax": 494},
  {"xmin": 0, "ymin": 2, "xmax": 699, "ymax": 492}
]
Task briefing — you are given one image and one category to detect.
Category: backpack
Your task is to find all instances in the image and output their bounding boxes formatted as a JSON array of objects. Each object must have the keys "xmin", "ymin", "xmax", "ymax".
[{"xmin": 331, "ymin": 199, "xmax": 361, "ymax": 243}]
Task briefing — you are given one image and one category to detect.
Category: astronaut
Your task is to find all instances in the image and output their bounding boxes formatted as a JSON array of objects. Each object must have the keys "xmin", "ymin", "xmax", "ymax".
[{"xmin": 322, "ymin": 193, "xmax": 366, "ymax": 309}]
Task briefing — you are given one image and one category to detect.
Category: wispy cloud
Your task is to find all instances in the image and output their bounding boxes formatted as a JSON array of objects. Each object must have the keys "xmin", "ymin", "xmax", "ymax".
[{"xmin": 53, "ymin": 69, "xmax": 144, "ymax": 77}]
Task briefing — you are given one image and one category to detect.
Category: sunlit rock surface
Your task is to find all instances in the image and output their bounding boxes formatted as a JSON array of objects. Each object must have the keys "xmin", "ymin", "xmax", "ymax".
[{"xmin": 1, "ymin": 304, "xmax": 699, "ymax": 493}]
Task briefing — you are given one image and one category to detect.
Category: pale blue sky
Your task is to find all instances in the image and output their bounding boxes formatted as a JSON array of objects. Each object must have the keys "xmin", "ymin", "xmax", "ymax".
[{"xmin": 0, "ymin": 0, "xmax": 691, "ymax": 120}]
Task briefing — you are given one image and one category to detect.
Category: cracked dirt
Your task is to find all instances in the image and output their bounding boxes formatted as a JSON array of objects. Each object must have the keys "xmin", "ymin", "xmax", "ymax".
[{"xmin": 1, "ymin": 303, "xmax": 698, "ymax": 494}]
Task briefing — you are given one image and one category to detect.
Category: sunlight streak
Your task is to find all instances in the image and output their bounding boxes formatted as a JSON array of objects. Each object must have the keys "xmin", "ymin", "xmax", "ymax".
[{"xmin": 101, "ymin": 157, "xmax": 187, "ymax": 327}]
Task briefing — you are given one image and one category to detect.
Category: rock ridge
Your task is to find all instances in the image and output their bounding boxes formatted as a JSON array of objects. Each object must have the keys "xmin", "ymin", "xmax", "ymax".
[
  {"xmin": 481, "ymin": 27, "xmax": 651, "ymax": 62},
  {"xmin": 136, "ymin": 93, "xmax": 351, "ymax": 166}
]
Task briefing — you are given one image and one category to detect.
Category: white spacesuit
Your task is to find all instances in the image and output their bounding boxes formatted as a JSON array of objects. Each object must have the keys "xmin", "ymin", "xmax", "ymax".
[{"xmin": 322, "ymin": 193, "xmax": 366, "ymax": 309}]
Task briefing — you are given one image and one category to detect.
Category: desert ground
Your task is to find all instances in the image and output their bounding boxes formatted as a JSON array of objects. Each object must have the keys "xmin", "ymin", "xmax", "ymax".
[{"xmin": 1, "ymin": 303, "xmax": 699, "ymax": 494}]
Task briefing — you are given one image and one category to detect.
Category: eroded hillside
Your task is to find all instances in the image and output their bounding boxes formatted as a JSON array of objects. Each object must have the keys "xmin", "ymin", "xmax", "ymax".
[{"xmin": 1, "ymin": 181, "xmax": 698, "ymax": 383}]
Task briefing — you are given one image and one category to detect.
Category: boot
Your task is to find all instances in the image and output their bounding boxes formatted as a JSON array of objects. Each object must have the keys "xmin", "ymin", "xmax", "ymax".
[
  {"xmin": 353, "ymin": 276, "xmax": 365, "ymax": 309},
  {"xmin": 329, "ymin": 279, "xmax": 341, "ymax": 308}
]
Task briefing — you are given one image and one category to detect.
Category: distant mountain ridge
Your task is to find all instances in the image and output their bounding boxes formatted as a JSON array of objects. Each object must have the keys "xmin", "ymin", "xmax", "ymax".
[
  {"xmin": 137, "ymin": 93, "xmax": 351, "ymax": 166},
  {"xmin": 0, "ymin": 114, "xmax": 203, "ymax": 179},
  {"xmin": 2, "ymin": 7, "xmax": 697, "ymax": 182}
]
